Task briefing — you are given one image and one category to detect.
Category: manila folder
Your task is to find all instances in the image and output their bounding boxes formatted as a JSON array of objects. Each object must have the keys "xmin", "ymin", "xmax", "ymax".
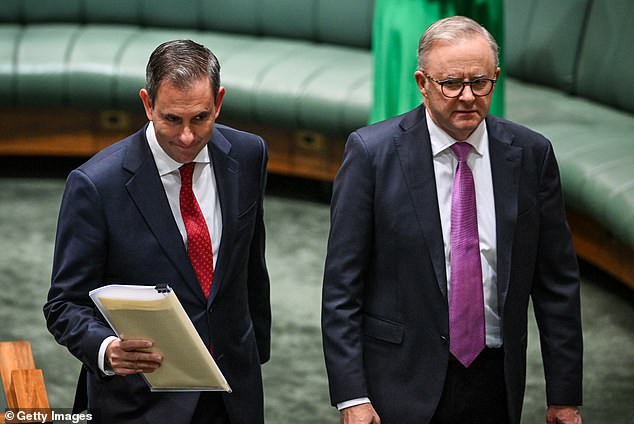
[{"xmin": 89, "ymin": 284, "xmax": 231, "ymax": 392}]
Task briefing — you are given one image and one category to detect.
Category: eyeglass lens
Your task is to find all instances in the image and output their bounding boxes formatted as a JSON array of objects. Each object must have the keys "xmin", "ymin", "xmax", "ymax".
[{"xmin": 442, "ymin": 79, "xmax": 494, "ymax": 97}]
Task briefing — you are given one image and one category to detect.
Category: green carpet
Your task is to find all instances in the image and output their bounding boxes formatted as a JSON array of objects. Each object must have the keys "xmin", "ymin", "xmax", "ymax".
[{"xmin": 0, "ymin": 171, "xmax": 632, "ymax": 423}]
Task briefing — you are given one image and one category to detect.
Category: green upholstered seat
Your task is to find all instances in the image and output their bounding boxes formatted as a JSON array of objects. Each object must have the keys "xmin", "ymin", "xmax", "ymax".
[
  {"xmin": 505, "ymin": 0, "xmax": 592, "ymax": 92},
  {"xmin": 0, "ymin": 25, "xmax": 20, "ymax": 105},
  {"xmin": 506, "ymin": 77, "xmax": 634, "ymax": 248},
  {"xmin": 0, "ymin": 0, "xmax": 374, "ymax": 136},
  {"xmin": 575, "ymin": 0, "xmax": 634, "ymax": 114},
  {"xmin": 15, "ymin": 25, "xmax": 82, "ymax": 107},
  {"xmin": 505, "ymin": 0, "xmax": 634, "ymax": 252},
  {"xmin": 66, "ymin": 25, "xmax": 142, "ymax": 107}
]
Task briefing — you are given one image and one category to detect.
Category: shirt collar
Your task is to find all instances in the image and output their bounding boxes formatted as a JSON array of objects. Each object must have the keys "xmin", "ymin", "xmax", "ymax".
[
  {"xmin": 426, "ymin": 109, "xmax": 487, "ymax": 158},
  {"xmin": 146, "ymin": 122, "xmax": 211, "ymax": 176}
]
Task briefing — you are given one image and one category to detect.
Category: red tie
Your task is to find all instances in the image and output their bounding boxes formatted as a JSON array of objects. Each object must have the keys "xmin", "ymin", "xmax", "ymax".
[{"xmin": 179, "ymin": 163, "xmax": 214, "ymax": 299}]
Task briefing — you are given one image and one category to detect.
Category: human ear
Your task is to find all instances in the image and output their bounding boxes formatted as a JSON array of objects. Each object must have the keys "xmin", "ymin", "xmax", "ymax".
[
  {"xmin": 139, "ymin": 89, "xmax": 153, "ymax": 121},
  {"xmin": 414, "ymin": 70, "xmax": 428, "ymax": 99}
]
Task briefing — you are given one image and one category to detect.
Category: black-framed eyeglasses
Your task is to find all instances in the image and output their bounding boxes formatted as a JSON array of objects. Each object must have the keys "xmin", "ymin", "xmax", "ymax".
[{"xmin": 422, "ymin": 71, "xmax": 496, "ymax": 98}]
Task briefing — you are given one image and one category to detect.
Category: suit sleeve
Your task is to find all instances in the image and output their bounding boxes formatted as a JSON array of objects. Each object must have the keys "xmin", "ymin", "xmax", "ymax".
[
  {"xmin": 248, "ymin": 136, "xmax": 272, "ymax": 363},
  {"xmin": 43, "ymin": 169, "xmax": 116, "ymax": 375},
  {"xmin": 531, "ymin": 142, "xmax": 583, "ymax": 406},
  {"xmin": 322, "ymin": 132, "xmax": 375, "ymax": 405}
]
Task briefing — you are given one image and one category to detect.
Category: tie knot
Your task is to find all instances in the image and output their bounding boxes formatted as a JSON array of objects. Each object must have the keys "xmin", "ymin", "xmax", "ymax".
[
  {"xmin": 179, "ymin": 162, "xmax": 195, "ymax": 186},
  {"xmin": 451, "ymin": 142, "xmax": 472, "ymax": 162}
]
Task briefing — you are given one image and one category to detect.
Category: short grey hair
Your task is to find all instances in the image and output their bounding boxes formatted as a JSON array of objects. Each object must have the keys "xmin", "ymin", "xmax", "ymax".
[
  {"xmin": 145, "ymin": 39, "xmax": 221, "ymax": 105},
  {"xmin": 417, "ymin": 16, "xmax": 499, "ymax": 71}
]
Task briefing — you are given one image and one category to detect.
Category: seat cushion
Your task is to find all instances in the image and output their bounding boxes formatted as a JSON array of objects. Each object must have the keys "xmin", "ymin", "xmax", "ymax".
[
  {"xmin": 19, "ymin": 0, "xmax": 83, "ymax": 22},
  {"xmin": 15, "ymin": 24, "xmax": 82, "ymax": 106},
  {"xmin": 506, "ymin": 78, "xmax": 634, "ymax": 247},
  {"xmin": 3, "ymin": 24, "xmax": 372, "ymax": 135},
  {"xmin": 317, "ymin": 0, "xmax": 373, "ymax": 48},
  {"xmin": 83, "ymin": 0, "xmax": 141, "ymax": 25},
  {"xmin": 66, "ymin": 25, "xmax": 141, "ymax": 107},
  {"xmin": 239, "ymin": 41, "xmax": 371, "ymax": 134},
  {"xmin": 575, "ymin": 0, "xmax": 634, "ymax": 114},
  {"xmin": 0, "ymin": 25, "xmax": 20, "ymax": 105},
  {"xmin": 505, "ymin": 0, "xmax": 591, "ymax": 92},
  {"xmin": 0, "ymin": 0, "xmax": 21, "ymax": 22}
]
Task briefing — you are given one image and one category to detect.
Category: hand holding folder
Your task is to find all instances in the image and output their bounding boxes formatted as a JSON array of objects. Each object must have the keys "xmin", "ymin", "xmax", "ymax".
[{"xmin": 89, "ymin": 284, "xmax": 231, "ymax": 392}]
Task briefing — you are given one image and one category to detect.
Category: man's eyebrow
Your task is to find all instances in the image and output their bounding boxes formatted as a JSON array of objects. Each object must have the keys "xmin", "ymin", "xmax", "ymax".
[
  {"xmin": 442, "ymin": 72, "xmax": 489, "ymax": 79},
  {"xmin": 439, "ymin": 75, "xmax": 465, "ymax": 82}
]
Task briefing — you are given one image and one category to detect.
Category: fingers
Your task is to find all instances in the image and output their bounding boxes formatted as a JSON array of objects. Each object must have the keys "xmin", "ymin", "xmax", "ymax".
[
  {"xmin": 105, "ymin": 338, "xmax": 163, "ymax": 375},
  {"xmin": 340, "ymin": 403, "xmax": 381, "ymax": 424},
  {"xmin": 545, "ymin": 406, "xmax": 581, "ymax": 424}
]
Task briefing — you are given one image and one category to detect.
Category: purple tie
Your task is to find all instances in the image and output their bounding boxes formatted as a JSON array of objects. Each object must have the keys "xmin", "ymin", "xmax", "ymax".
[{"xmin": 449, "ymin": 142, "xmax": 485, "ymax": 367}]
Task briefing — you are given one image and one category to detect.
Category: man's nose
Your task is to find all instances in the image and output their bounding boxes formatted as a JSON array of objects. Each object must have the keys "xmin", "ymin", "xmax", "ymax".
[
  {"xmin": 179, "ymin": 126, "xmax": 195, "ymax": 144},
  {"xmin": 459, "ymin": 84, "xmax": 476, "ymax": 101}
]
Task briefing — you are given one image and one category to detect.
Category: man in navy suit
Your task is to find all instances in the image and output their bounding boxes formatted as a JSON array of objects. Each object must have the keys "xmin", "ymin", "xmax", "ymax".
[
  {"xmin": 44, "ymin": 40, "xmax": 270, "ymax": 424},
  {"xmin": 322, "ymin": 16, "xmax": 582, "ymax": 424}
]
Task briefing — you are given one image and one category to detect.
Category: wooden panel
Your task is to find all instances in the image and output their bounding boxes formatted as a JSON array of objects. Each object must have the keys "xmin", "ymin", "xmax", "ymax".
[
  {"xmin": 0, "ymin": 341, "xmax": 36, "ymax": 404},
  {"xmin": 568, "ymin": 209, "xmax": 634, "ymax": 289},
  {"xmin": 0, "ymin": 341, "xmax": 50, "ymax": 418},
  {"xmin": 0, "ymin": 108, "xmax": 346, "ymax": 181},
  {"xmin": 10, "ymin": 370, "xmax": 50, "ymax": 410},
  {"xmin": 0, "ymin": 108, "xmax": 145, "ymax": 157},
  {"xmin": 224, "ymin": 120, "xmax": 345, "ymax": 182}
]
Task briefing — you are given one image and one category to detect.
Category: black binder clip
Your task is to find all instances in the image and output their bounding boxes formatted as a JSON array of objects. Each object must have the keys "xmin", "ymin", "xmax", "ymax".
[{"xmin": 155, "ymin": 283, "xmax": 171, "ymax": 294}]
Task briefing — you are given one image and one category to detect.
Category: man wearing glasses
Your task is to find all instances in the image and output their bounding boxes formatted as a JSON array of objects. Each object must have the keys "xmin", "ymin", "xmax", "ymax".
[{"xmin": 322, "ymin": 16, "xmax": 582, "ymax": 424}]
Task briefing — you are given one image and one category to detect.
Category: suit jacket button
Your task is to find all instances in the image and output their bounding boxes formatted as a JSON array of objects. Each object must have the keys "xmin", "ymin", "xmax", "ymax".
[{"xmin": 440, "ymin": 335, "xmax": 448, "ymax": 345}]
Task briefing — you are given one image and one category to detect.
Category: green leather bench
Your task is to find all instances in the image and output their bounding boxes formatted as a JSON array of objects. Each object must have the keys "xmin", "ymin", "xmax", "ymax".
[
  {"xmin": 504, "ymin": 0, "xmax": 634, "ymax": 288},
  {"xmin": 0, "ymin": 0, "xmax": 374, "ymax": 179},
  {"xmin": 1, "ymin": 0, "xmax": 632, "ymax": 287}
]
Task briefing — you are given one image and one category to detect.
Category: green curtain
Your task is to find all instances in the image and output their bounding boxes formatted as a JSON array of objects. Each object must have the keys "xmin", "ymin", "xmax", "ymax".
[{"xmin": 370, "ymin": 0, "xmax": 505, "ymax": 124}]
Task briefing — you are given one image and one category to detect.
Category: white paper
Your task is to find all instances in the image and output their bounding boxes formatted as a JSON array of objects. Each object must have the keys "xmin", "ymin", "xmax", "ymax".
[{"xmin": 90, "ymin": 284, "xmax": 231, "ymax": 392}]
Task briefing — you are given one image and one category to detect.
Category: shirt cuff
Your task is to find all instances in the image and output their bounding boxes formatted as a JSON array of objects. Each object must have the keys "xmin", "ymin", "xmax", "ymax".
[
  {"xmin": 98, "ymin": 336, "xmax": 119, "ymax": 376},
  {"xmin": 337, "ymin": 398, "xmax": 371, "ymax": 411}
]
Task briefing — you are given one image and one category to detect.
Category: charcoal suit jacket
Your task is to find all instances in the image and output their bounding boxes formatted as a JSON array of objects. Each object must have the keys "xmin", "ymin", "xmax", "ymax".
[
  {"xmin": 322, "ymin": 105, "xmax": 582, "ymax": 423},
  {"xmin": 44, "ymin": 123, "xmax": 271, "ymax": 424}
]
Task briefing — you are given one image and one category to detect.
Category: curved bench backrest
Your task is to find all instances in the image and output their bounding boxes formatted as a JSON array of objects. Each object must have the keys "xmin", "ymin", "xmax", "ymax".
[{"xmin": 1, "ymin": 0, "xmax": 374, "ymax": 49}]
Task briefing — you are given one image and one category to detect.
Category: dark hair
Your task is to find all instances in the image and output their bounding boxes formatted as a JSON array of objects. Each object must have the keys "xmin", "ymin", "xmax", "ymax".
[
  {"xmin": 145, "ymin": 39, "xmax": 220, "ymax": 105},
  {"xmin": 417, "ymin": 16, "xmax": 499, "ymax": 71}
]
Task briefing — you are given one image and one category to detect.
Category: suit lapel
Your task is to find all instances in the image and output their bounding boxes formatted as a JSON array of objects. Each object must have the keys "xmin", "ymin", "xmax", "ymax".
[
  {"xmin": 208, "ymin": 127, "xmax": 240, "ymax": 305},
  {"xmin": 123, "ymin": 130, "xmax": 204, "ymax": 302},
  {"xmin": 394, "ymin": 112, "xmax": 522, "ymax": 315},
  {"xmin": 394, "ymin": 107, "xmax": 448, "ymax": 297},
  {"xmin": 486, "ymin": 117, "xmax": 522, "ymax": 313}
]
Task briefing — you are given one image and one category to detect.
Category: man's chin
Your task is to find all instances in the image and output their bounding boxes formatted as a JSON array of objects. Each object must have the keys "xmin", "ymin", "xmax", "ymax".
[
  {"xmin": 453, "ymin": 110, "xmax": 481, "ymax": 120},
  {"xmin": 447, "ymin": 123, "xmax": 481, "ymax": 140},
  {"xmin": 453, "ymin": 115, "xmax": 482, "ymax": 128}
]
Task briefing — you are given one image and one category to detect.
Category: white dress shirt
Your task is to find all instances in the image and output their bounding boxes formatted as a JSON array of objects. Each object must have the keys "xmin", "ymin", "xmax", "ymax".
[
  {"xmin": 146, "ymin": 122, "xmax": 223, "ymax": 263},
  {"xmin": 98, "ymin": 122, "xmax": 222, "ymax": 374},
  {"xmin": 427, "ymin": 110, "xmax": 501, "ymax": 348},
  {"xmin": 337, "ymin": 111, "xmax": 502, "ymax": 411}
]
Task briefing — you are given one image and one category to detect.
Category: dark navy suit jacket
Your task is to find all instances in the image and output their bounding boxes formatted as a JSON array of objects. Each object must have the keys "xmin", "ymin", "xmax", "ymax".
[
  {"xmin": 322, "ymin": 106, "xmax": 582, "ymax": 423},
  {"xmin": 44, "ymin": 124, "xmax": 271, "ymax": 424}
]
